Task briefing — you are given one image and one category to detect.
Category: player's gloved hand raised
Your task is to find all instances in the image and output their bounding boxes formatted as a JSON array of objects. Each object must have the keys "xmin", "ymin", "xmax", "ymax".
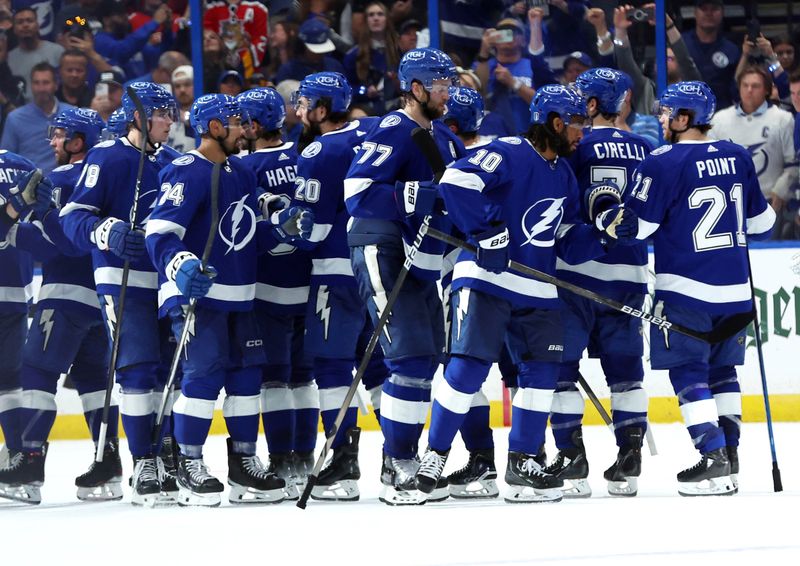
[
  {"xmin": 584, "ymin": 182, "xmax": 622, "ymax": 222},
  {"xmin": 394, "ymin": 180, "xmax": 444, "ymax": 218},
  {"xmin": 595, "ymin": 205, "xmax": 639, "ymax": 245},
  {"xmin": 257, "ymin": 191, "xmax": 287, "ymax": 217},
  {"xmin": 175, "ymin": 258, "xmax": 217, "ymax": 299},
  {"xmin": 7, "ymin": 169, "xmax": 52, "ymax": 217},
  {"xmin": 475, "ymin": 223, "xmax": 510, "ymax": 273},
  {"xmin": 271, "ymin": 206, "xmax": 314, "ymax": 242},
  {"xmin": 93, "ymin": 218, "xmax": 146, "ymax": 261}
]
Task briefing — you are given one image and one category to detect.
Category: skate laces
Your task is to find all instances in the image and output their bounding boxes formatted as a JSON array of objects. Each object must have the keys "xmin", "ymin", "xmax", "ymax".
[
  {"xmin": 135, "ymin": 458, "xmax": 159, "ymax": 483},
  {"xmin": 241, "ymin": 455, "xmax": 271, "ymax": 480},
  {"xmin": 418, "ymin": 451, "xmax": 446, "ymax": 480},
  {"xmin": 520, "ymin": 456, "xmax": 548, "ymax": 478},
  {"xmin": 184, "ymin": 458, "xmax": 214, "ymax": 483},
  {"xmin": 0, "ymin": 451, "xmax": 23, "ymax": 472},
  {"xmin": 392, "ymin": 458, "xmax": 419, "ymax": 482}
]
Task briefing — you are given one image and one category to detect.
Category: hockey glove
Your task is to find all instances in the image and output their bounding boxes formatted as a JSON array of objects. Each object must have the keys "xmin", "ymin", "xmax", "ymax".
[
  {"xmin": 257, "ymin": 191, "xmax": 288, "ymax": 217},
  {"xmin": 595, "ymin": 205, "xmax": 639, "ymax": 245},
  {"xmin": 7, "ymin": 169, "xmax": 48, "ymax": 217},
  {"xmin": 94, "ymin": 218, "xmax": 146, "ymax": 261},
  {"xmin": 394, "ymin": 180, "xmax": 443, "ymax": 218},
  {"xmin": 271, "ymin": 206, "xmax": 314, "ymax": 242},
  {"xmin": 475, "ymin": 223, "xmax": 510, "ymax": 274},
  {"xmin": 584, "ymin": 182, "xmax": 622, "ymax": 222},
  {"xmin": 174, "ymin": 256, "xmax": 218, "ymax": 299}
]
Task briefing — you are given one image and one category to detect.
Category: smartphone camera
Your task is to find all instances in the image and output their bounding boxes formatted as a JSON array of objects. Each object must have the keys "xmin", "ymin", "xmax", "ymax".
[{"xmin": 626, "ymin": 7, "xmax": 653, "ymax": 23}]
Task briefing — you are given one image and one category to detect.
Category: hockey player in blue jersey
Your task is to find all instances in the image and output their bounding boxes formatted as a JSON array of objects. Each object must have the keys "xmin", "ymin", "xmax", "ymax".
[
  {"xmin": 101, "ymin": 108, "xmax": 129, "ymax": 141},
  {"xmin": 543, "ymin": 68, "xmax": 654, "ymax": 498},
  {"xmin": 625, "ymin": 82, "xmax": 775, "ymax": 496},
  {"xmin": 237, "ymin": 87, "xmax": 317, "ymax": 499},
  {"xmin": 0, "ymin": 109, "xmax": 127, "ymax": 504},
  {"xmin": 414, "ymin": 84, "xmax": 640, "ymax": 504},
  {"xmin": 59, "ymin": 82, "xmax": 182, "ymax": 506},
  {"xmin": 146, "ymin": 94, "xmax": 314, "ymax": 506},
  {"xmin": 344, "ymin": 48, "xmax": 466, "ymax": 505},
  {"xmin": 289, "ymin": 72, "xmax": 389, "ymax": 502}
]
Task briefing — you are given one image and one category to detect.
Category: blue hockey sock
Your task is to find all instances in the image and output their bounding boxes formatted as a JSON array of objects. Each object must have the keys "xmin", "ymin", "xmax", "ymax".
[
  {"xmin": 18, "ymin": 366, "xmax": 58, "ymax": 451},
  {"xmin": 316, "ymin": 359, "xmax": 358, "ymax": 449},
  {"xmin": 73, "ymin": 377, "xmax": 118, "ymax": 443},
  {"xmin": 291, "ymin": 381, "xmax": 319, "ymax": 453},
  {"xmin": 458, "ymin": 390, "xmax": 493, "ymax": 451},
  {"xmin": 223, "ymin": 393, "xmax": 261, "ymax": 445},
  {"xmin": 669, "ymin": 363, "xmax": 725, "ymax": 454},
  {"xmin": 173, "ymin": 394, "xmax": 215, "ymax": 457},
  {"xmin": 119, "ymin": 389, "xmax": 156, "ymax": 457},
  {"xmin": 603, "ymin": 355, "xmax": 648, "ymax": 446},
  {"xmin": 709, "ymin": 365, "xmax": 741, "ymax": 447},
  {"xmin": 261, "ymin": 384, "xmax": 294, "ymax": 454},
  {"xmin": 508, "ymin": 362, "xmax": 559, "ymax": 455},
  {"xmin": 550, "ymin": 362, "xmax": 583, "ymax": 449}
]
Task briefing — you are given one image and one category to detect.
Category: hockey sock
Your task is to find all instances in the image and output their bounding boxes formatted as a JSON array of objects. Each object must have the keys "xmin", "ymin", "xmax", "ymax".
[
  {"xmin": 604, "ymin": 355, "xmax": 648, "ymax": 447},
  {"xmin": 223, "ymin": 367, "xmax": 262, "ymax": 447},
  {"xmin": 363, "ymin": 355, "xmax": 389, "ymax": 425},
  {"xmin": 150, "ymin": 389, "xmax": 175, "ymax": 439},
  {"xmin": 291, "ymin": 381, "xmax": 319, "ymax": 453},
  {"xmin": 173, "ymin": 394, "xmax": 215, "ymax": 457},
  {"xmin": 669, "ymin": 362, "xmax": 725, "ymax": 454},
  {"xmin": 72, "ymin": 375, "xmax": 118, "ymax": 443},
  {"xmin": 429, "ymin": 356, "xmax": 489, "ymax": 453},
  {"xmin": 551, "ymin": 362, "xmax": 584, "ymax": 450},
  {"xmin": 381, "ymin": 357, "xmax": 435, "ymax": 459},
  {"xmin": 508, "ymin": 362, "xmax": 558, "ymax": 455},
  {"xmin": 709, "ymin": 365, "xmax": 742, "ymax": 447},
  {"xmin": 315, "ymin": 359, "xmax": 358, "ymax": 449},
  {"xmin": 366, "ymin": 384, "xmax": 382, "ymax": 422},
  {"xmin": 18, "ymin": 366, "xmax": 59, "ymax": 451},
  {"xmin": 119, "ymin": 389, "xmax": 156, "ymax": 457},
  {"xmin": 458, "ymin": 389, "xmax": 493, "ymax": 451},
  {"xmin": 261, "ymin": 383, "xmax": 294, "ymax": 454}
]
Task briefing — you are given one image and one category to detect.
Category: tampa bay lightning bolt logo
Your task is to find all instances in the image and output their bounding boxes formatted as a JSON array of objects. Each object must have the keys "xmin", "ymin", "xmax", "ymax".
[
  {"xmin": 219, "ymin": 196, "xmax": 256, "ymax": 255},
  {"xmin": 520, "ymin": 198, "xmax": 565, "ymax": 247},
  {"xmin": 747, "ymin": 142, "xmax": 769, "ymax": 177}
]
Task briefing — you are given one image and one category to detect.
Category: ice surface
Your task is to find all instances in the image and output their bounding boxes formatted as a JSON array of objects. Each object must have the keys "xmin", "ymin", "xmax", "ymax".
[{"xmin": 1, "ymin": 423, "xmax": 798, "ymax": 565}]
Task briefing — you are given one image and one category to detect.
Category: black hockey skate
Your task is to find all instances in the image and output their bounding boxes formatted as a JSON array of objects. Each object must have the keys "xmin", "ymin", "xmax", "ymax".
[
  {"xmin": 504, "ymin": 451, "xmax": 563, "ymax": 503},
  {"xmin": 447, "ymin": 449, "xmax": 499, "ymax": 499},
  {"xmin": 293, "ymin": 450, "xmax": 315, "ymax": 489},
  {"xmin": 131, "ymin": 456, "xmax": 162, "ymax": 507},
  {"xmin": 268, "ymin": 452, "xmax": 298, "ymax": 500},
  {"xmin": 603, "ymin": 427, "xmax": 643, "ymax": 497},
  {"xmin": 157, "ymin": 437, "xmax": 179, "ymax": 504},
  {"xmin": 543, "ymin": 430, "xmax": 591, "ymax": 498},
  {"xmin": 379, "ymin": 453, "xmax": 426, "ymax": 506},
  {"xmin": 311, "ymin": 427, "xmax": 361, "ymax": 502},
  {"xmin": 727, "ymin": 446, "xmax": 739, "ymax": 493},
  {"xmin": 75, "ymin": 439, "xmax": 123, "ymax": 501},
  {"xmin": 227, "ymin": 438, "xmax": 285, "ymax": 504},
  {"xmin": 677, "ymin": 447, "xmax": 735, "ymax": 497},
  {"xmin": 176, "ymin": 453, "xmax": 224, "ymax": 507},
  {"xmin": 415, "ymin": 446, "xmax": 449, "ymax": 497},
  {"xmin": 0, "ymin": 447, "xmax": 46, "ymax": 505}
]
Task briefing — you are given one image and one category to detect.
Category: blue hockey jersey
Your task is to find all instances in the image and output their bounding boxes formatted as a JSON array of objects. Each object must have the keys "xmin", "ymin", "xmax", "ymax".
[
  {"xmin": 626, "ymin": 139, "xmax": 775, "ymax": 314},
  {"xmin": 295, "ymin": 117, "xmax": 379, "ymax": 287},
  {"xmin": 146, "ymin": 151, "xmax": 278, "ymax": 316},
  {"xmin": 239, "ymin": 141, "xmax": 311, "ymax": 315},
  {"xmin": 558, "ymin": 126, "xmax": 653, "ymax": 297},
  {"xmin": 344, "ymin": 111, "xmax": 466, "ymax": 280},
  {"xmin": 0, "ymin": 150, "xmax": 35, "ymax": 313},
  {"xmin": 59, "ymin": 138, "xmax": 177, "ymax": 300},
  {"xmin": 439, "ymin": 136, "xmax": 607, "ymax": 308}
]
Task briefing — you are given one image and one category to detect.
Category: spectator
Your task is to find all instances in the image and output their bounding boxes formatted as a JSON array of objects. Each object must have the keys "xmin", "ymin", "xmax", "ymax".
[
  {"xmin": 561, "ymin": 51, "xmax": 591, "ymax": 85},
  {"xmin": 791, "ymin": 71, "xmax": 800, "ymax": 155},
  {"xmin": 456, "ymin": 66, "xmax": 482, "ymax": 93},
  {"xmin": 397, "ymin": 18, "xmax": 419, "ymax": 54},
  {"xmin": 15, "ymin": 0, "xmax": 60, "ymax": 40},
  {"xmin": 130, "ymin": 0, "xmax": 179, "ymax": 31},
  {"xmin": 440, "ymin": 0, "xmax": 505, "ymax": 66},
  {"xmin": 58, "ymin": 16, "xmax": 113, "ymax": 82},
  {"xmin": 89, "ymin": 69, "xmax": 123, "ymax": 121},
  {"xmin": 167, "ymin": 63, "xmax": 195, "ymax": 152},
  {"xmin": 54, "ymin": 0, "xmax": 103, "ymax": 38},
  {"xmin": 0, "ymin": 2, "xmax": 11, "ymax": 33},
  {"xmin": 128, "ymin": 49, "xmax": 189, "ymax": 86},
  {"xmin": 343, "ymin": 1, "xmax": 401, "ymax": 115},
  {"xmin": 274, "ymin": 18, "xmax": 346, "ymax": 83},
  {"xmin": 202, "ymin": 28, "xmax": 243, "ymax": 94},
  {"xmin": 8, "ymin": 7, "xmax": 64, "ymax": 102},
  {"xmin": 56, "ymin": 49, "xmax": 94, "ymax": 107},
  {"xmin": 711, "ymin": 65, "xmax": 797, "ymax": 234},
  {"xmin": 542, "ymin": 0, "xmax": 593, "ymax": 57},
  {"xmin": 218, "ymin": 69, "xmax": 244, "ymax": 96},
  {"xmin": 0, "ymin": 29, "xmax": 25, "ymax": 140},
  {"xmin": 204, "ymin": 0, "xmax": 269, "ymax": 77},
  {"xmin": 681, "ymin": 0, "xmax": 739, "ymax": 110},
  {"xmin": 0, "ymin": 62, "xmax": 73, "ymax": 174},
  {"xmin": 262, "ymin": 19, "xmax": 298, "ymax": 83},
  {"xmin": 275, "ymin": 78, "xmax": 301, "ymax": 144},
  {"xmin": 94, "ymin": 0, "xmax": 173, "ymax": 80}
]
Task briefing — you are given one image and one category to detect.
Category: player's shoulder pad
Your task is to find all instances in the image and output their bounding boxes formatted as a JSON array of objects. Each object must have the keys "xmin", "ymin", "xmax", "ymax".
[
  {"xmin": 94, "ymin": 140, "xmax": 116, "ymax": 149},
  {"xmin": 497, "ymin": 136, "xmax": 523, "ymax": 145},
  {"xmin": 378, "ymin": 113, "xmax": 403, "ymax": 129},
  {"xmin": 52, "ymin": 164, "xmax": 75, "ymax": 173},
  {"xmin": 301, "ymin": 141, "xmax": 323, "ymax": 158},
  {"xmin": 649, "ymin": 144, "xmax": 672, "ymax": 157},
  {"xmin": 172, "ymin": 154, "xmax": 195, "ymax": 166}
]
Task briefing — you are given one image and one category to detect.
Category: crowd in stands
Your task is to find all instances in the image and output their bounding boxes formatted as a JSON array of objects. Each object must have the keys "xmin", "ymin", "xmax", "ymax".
[{"xmin": 0, "ymin": 0, "xmax": 799, "ymax": 237}]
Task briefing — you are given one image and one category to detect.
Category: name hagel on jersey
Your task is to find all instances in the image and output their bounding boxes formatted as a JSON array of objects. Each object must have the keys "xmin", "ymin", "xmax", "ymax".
[
  {"xmin": 297, "ymin": 117, "xmax": 379, "ymax": 286},
  {"xmin": 147, "ymin": 151, "xmax": 276, "ymax": 316},
  {"xmin": 240, "ymin": 141, "xmax": 311, "ymax": 314},
  {"xmin": 560, "ymin": 126, "xmax": 654, "ymax": 297},
  {"xmin": 626, "ymin": 140, "xmax": 775, "ymax": 314},
  {"xmin": 0, "ymin": 150, "xmax": 36, "ymax": 312}
]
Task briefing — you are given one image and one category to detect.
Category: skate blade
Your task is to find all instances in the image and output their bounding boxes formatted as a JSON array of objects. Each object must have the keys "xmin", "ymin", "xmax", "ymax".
[
  {"xmin": 282, "ymin": 483, "xmax": 300, "ymax": 501},
  {"xmin": 131, "ymin": 490, "xmax": 161, "ymax": 508},
  {"xmin": 228, "ymin": 482, "xmax": 285, "ymax": 505},
  {"xmin": 177, "ymin": 486, "xmax": 221, "ymax": 507},
  {"xmin": 607, "ymin": 477, "xmax": 638, "ymax": 497},
  {"xmin": 504, "ymin": 485, "xmax": 563, "ymax": 504},
  {"xmin": 378, "ymin": 485, "xmax": 427, "ymax": 506},
  {"xmin": 425, "ymin": 485, "xmax": 449, "ymax": 503},
  {"xmin": 678, "ymin": 476, "xmax": 735, "ymax": 497},
  {"xmin": 0, "ymin": 483, "xmax": 41, "ymax": 505},
  {"xmin": 561, "ymin": 478, "xmax": 592, "ymax": 499},
  {"xmin": 76, "ymin": 480, "xmax": 123, "ymax": 502},
  {"xmin": 731, "ymin": 473, "xmax": 739, "ymax": 494},
  {"xmin": 310, "ymin": 480, "xmax": 360, "ymax": 501},
  {"xmin": 155, "ymin": 490, "xmax": 179, "ymax": 506},
  {"xmin": 449, "ymin": 478, "xmax": 500, "ymax": 499}
]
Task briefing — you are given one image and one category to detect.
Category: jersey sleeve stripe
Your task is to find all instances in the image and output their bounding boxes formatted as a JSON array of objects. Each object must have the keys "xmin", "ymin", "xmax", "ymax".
[
  {"xmin": 344, "ymin": 178, "xmax": 373, "ymax": 199},
  {"xmin": 59, "ymin": 202, "xmax": 99, "ymax": 217},
  {"xmin": 255, "ymin": 283, "xmax": 310, "ymax": 305},
  {"xmin": 453, "ymin": 260, "xmax": 558, "ymax": 300},
  {"xmin": 656, "ymin": 273, "xmax": 751, "ymax": 304},
  {"xmin": 146, "ymin": 218, "xmax": 187, "ymax": 239},
  {"xmin": 37, "ymin": 283, "xmax": 100, "ymax": 309},
  {"xmin": 555, "ymin": 258, "xmax": 648, "ymax": 284},
  {"xmin": 439, "ymin": 169, "xmax": 486, "ymax": 192},
  {"xmin": 636, "ymin": 217, "xmax": 660, "ymax": 240},
  {"xmin": 312, "ymin": 258, "xmax": 354, "ymax": 277},
  {"xmin": 95, "ymin": 267, "xmax": 158, "ymax": 289},
  {"xmin": 746, "ymin": 206, "xmax": 776, "ymax": 235},
  {"xmin": 308, "ymin": 223, "xmax": 333, "ymax": 242}
]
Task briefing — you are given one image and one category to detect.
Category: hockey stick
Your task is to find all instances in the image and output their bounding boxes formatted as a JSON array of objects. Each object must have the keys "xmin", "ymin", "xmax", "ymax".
[
  {"xmin": 95, "ymin": 87, "xmax": 149, "ymax": 462},
  {"xmin": 577, "ymin": 373, "xmax": 657, "ymax": 456},
  {"xmin": 423, "ymin": 228, "xmax": 751, "ymax": 345},
  {"xmin": 746, "ymin": 248, "xmax": 782, "ymax": 492},
  {"xmin": 151, "ymin": 162, "xmax": 222, "ymax": 451},
  {"xmin": 297, "ymin": 127, "xmax": 444, "ymax": 509}
]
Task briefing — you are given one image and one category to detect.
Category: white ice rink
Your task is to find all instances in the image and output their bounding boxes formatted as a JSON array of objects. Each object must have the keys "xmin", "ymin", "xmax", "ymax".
[{"xmin": 1, "ymin": 423, "xmax": 798, "ymax": 565}]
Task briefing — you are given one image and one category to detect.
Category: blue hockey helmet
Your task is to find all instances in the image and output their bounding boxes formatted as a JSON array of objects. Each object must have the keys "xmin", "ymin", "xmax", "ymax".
[
  {"xmin": 102, "ymin": 108, "xmax": 129, "ymax": 140},
  {"xmin": 291, "ymin": 72, "xmax": 352, "ymax": 113},
  {"xmin": 236, "ymin": 87, "xmax": 286, "ymax": 131},
  {"xmin": 444, "ymin": 86, "xmax": 485, "ymax": 133},
  {"xmin": 190, "ymin": 93, "xmax": 244, "ymax": 135},
  {"xmin": 574, "ymin": 67, "xmax": 630, "ymax": 115},
  {"xmin": 122, "ymin": 81, "xmax": 178, "ymax": 125},
  {"xmin": 656, "ymin": 81, "xmax": 716, "ymax": 126},
  {"xmin": 48, "ymin": 107, "xmax": 105, "ymax": 148},
  {"xmin": 398, "ymin": 48, "xmax": 457, "ymax": 91},
  {"xmin": 529, "ymin": 84, "xmax": 587, "ymax": 126}
]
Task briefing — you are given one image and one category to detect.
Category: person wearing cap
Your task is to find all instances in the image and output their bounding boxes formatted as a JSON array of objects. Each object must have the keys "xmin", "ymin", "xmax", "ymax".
[
  {"xmin": 218, "ymin": 69, "xmax": 244, "ymax": 96},
  {"xmin": 681, "ymin": 0, "xmax": 739, "ymax": 110},
  {"xmin": 274, "ymin": 18, "xmax": 345, "ymax": 84},
  {"xmin": 89, "ymin": 70, "xmax": 124, "ymax": 121},
  {"xmin": 562, "ymin": 52, "xmax": 592, "ymax": 85},
  {"xmin": 8, "ymin": 7, "xmax": 64, "ymax": 103},
  {"xmin": 167, "ymin": 64, "xmax": 196, "ymax": 153},
  {"xmin": 397, "ymin": 18, "xmax": 420, "ymax": 54}
]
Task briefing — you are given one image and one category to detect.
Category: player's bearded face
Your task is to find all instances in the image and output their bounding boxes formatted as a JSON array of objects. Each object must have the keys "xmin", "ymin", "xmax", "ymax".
[
  {"xmin": 224, "ymin": 117, "xmax": 244, "ymax": 153},
  {"xmin": 422, "ymin": 81, "xmax": 450, "ymax": 120},
  {"xmin": 296, "ymin": 97, "xmax": 323, "ymax": 137},
  {"xmin": 49, "ymin": 128, "xmax": 69, "ymax": 165}
]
